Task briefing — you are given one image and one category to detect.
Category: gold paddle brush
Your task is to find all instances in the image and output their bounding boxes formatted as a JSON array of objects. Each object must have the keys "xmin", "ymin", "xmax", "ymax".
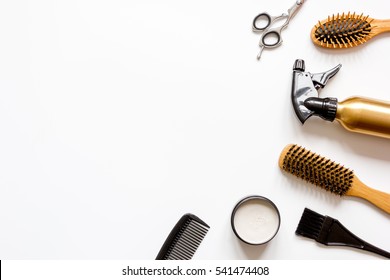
[
  {"xmin": 279, "ymin": 144, "xmax": 390, "ymax": 214},
  {"xmin": 311, "ymin": 12, "xmax": 390, "ymax": 49}
]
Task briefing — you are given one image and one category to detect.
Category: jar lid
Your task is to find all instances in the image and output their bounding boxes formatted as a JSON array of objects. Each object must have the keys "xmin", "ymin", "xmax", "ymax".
[{"xmin": 231, "ymin": 195, "xmax": 281, "ymax": 245}]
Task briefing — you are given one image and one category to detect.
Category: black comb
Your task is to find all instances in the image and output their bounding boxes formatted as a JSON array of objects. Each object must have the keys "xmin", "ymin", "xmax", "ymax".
[
  {"xmin": 156, "ymin": 213, "xmax": 210, "ymax": 260},
  {"xmin": 296, "ymin": 208, "xmax": 390, "ymax": 259}
]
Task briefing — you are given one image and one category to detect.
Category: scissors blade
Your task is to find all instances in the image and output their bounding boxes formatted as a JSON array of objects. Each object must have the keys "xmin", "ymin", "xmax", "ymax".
[{"xmin": 286, "ymin": 0, "xmax": 305, "ymax": 23}]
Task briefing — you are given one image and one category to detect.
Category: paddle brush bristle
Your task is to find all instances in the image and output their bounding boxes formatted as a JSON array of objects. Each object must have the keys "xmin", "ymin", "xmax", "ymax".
[
  {"xmin": 312, "ymin": 12, "xmax": 375, "ymax": 49},
  {"xmin": 279, "ymin": 144, "xmax": 354, "ymax": 196}
]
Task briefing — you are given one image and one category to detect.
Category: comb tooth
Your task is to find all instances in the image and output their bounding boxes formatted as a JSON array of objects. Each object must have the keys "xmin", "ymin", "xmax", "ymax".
[
  {"xmin": 184, "ymin": 222, "xmax": 208, "ymax": 242},
  {"xmin": 169, "ymin": 241, "xmax": 193, "ymax": 259},
  {"xmin": 176, "ymin": 232, "xmax": 200, "ymax": 251},
  {"xmin": 173, "ymin": 238, "xmax": 197, "ymax": 256},
  {"xmin": 171, "ymin": 242, "xmax": 196, "ymax": 258},
  {"xmin": 167, "ymin": 222, "xmax": 196, "ymax": 259},
  {"xmin": 168, "ymin": 233, "xmax": 201, "ymax": 259},
  {"xmin": 169, "ymin": 247, "xmax": 191, "ymax": 260},
  {"xmin": 156, "ymin": 214, "xmax": 209, "ymax": 260},
  {"xmin": 179, "ymin": 234, "xmax": 201, "ymax": 250},
  {"xmin": 166, "ymin": 242, "xmax": 189, "ymax": 259}
]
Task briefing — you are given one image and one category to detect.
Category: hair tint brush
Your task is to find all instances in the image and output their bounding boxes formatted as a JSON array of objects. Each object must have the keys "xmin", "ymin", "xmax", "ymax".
[
  {"xmin": 311, "ymin": 12, "xmax": 390, "ymax": 49},
  {"xmin": 156, "ymin": 213, "xmax": 209, "ymax": 260},
  {"xmin": 296, "ymin": 208, "xmax": 390, "ymax": 258},
  {"xmin": 279, "ymin": 144, "xmax": 390, "ymax": 214}
]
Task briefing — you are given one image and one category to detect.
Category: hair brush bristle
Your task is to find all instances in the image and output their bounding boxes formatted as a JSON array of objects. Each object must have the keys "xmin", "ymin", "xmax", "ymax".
[
  {"xmin": 312, "ymin": 12, "xmax": 374, "ymax": 48},
  {"xmin": 279, "ymin": 144, "xmax": 354, "ymax": 196}
]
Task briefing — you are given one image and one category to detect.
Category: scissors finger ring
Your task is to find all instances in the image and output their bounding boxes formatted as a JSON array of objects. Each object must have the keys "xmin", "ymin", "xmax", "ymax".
[
  {"xmin": 253, "ymin": 0, "xmax": 305, "ymax": 60},
  {"xmin": 253, "ymin": 13, "xmax": 275, "ymax": 31}
]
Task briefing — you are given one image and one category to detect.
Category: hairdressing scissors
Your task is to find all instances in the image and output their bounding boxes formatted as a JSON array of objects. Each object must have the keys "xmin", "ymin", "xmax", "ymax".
[{"xmin": 252, "ymin": 0, "xmax": 305, "ymax": 60}]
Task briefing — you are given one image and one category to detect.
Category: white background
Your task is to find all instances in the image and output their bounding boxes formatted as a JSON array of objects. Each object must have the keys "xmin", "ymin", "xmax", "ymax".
[
  {"xmin": 2, "ymin": 260, "xmax": 389, "ymax": 279},
  {"xmin": 0, "ymin": 0, "xmax": 389, "ymax": 260}
]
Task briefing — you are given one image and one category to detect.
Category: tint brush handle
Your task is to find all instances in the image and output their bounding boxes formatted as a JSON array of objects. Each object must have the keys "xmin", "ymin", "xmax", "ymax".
[
  {"xmin": 347, "ymin": 177, "xmax": 390, "ymax": 214},
  {"xmin": 319, "ymin": 216, "xmax": 390, "ymax": 259}
]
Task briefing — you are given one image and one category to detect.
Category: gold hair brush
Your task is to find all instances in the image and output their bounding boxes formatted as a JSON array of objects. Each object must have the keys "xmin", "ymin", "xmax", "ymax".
[
  {"xmin": 279, "ymin": 144, "xmax": 390, "ymax": 214},
  {"xmin": 311, "ymin": 12, "xmax": 390, "ymax": 49}
]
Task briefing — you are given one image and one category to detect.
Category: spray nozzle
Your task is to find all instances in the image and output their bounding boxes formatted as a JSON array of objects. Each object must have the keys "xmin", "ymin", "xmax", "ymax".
[{"xmin": 291, "ymin": 59, "xmax": 342, "ymax": 123}]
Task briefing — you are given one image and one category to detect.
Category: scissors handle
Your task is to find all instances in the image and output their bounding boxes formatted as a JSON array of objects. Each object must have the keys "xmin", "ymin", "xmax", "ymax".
[
  {"xmin": 261, "ymin": 30, "xmax": 283, "ymax": 48},
  {"xmin": 253, "ymin": 13, "xmax": 271, "ymax": 31},
  {"xmin": 256, "ymin": 29, "xmax": 283, "ymax": 59},
  {"xmin": 254, "ymin": 0, "xmax": 305, "ymax": 59},
  {"xmin": 252, "ymin": 13, "xmax": 285, "ymax": 32}
]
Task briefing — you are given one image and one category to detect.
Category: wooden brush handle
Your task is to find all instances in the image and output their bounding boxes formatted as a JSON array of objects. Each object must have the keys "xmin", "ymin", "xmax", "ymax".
[
  {"xmin": 347, "ymin": 177, "xmax": 390, "ymax": 214},
  {"xmin": 372, "ymin": 19, "xmax": 390, "ymax": 35}
]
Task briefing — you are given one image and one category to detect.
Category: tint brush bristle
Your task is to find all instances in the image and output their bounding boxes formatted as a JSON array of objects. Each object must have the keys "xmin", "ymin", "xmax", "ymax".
[
  {"xmin": 295, "ymin": 208, "xmax": 324, "ymax": 240},
  {"xmin": 279, "ymin": 144, "xmax": 354, "ymax": 196},
  {"xmin": 296, "ymin": 208, "xmax": 390, "ymax": 259}
]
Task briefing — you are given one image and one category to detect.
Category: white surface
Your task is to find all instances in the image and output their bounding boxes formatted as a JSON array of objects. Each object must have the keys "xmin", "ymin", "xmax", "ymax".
[{"xmin": 0, "ymin": 0, "xmax": 389, "ymax": 260}]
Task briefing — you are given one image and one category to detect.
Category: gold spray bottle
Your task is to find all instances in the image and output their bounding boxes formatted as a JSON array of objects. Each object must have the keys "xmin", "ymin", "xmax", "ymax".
[{"xmin": 291, "ymin": 59, "xmax": 390, "ymax": 139}]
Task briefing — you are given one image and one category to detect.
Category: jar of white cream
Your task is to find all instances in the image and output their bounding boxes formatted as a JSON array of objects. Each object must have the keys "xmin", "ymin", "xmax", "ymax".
[{"xmin": 231, "ymin": 195, "xmax": 281, "ymax": 245}]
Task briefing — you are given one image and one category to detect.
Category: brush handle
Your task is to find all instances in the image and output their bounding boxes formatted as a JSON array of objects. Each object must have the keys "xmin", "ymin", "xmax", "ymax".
[
  {"xmin": 359, "ymin": 240, "xmax": 390, "ymax": 259},
  {"xmin": 322, "ymin": 218, "xmax": 390, "ymax": 259},
  {"xmin": 372, "ymin": 19, "xmax": 390, "ymax": 35},
  {"xmin": 347, "ymin": 176, "xmax": 390, "ymax": 214},
  {"xmin": 335, "ymin": 96, "xmax": 390, "ymax": 139}
]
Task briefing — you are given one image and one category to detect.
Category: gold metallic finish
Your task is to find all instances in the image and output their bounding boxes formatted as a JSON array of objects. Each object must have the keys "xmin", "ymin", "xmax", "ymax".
[{"xmin": 335, "ymin": 96, "xmax": 390, "ymax": 139}]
